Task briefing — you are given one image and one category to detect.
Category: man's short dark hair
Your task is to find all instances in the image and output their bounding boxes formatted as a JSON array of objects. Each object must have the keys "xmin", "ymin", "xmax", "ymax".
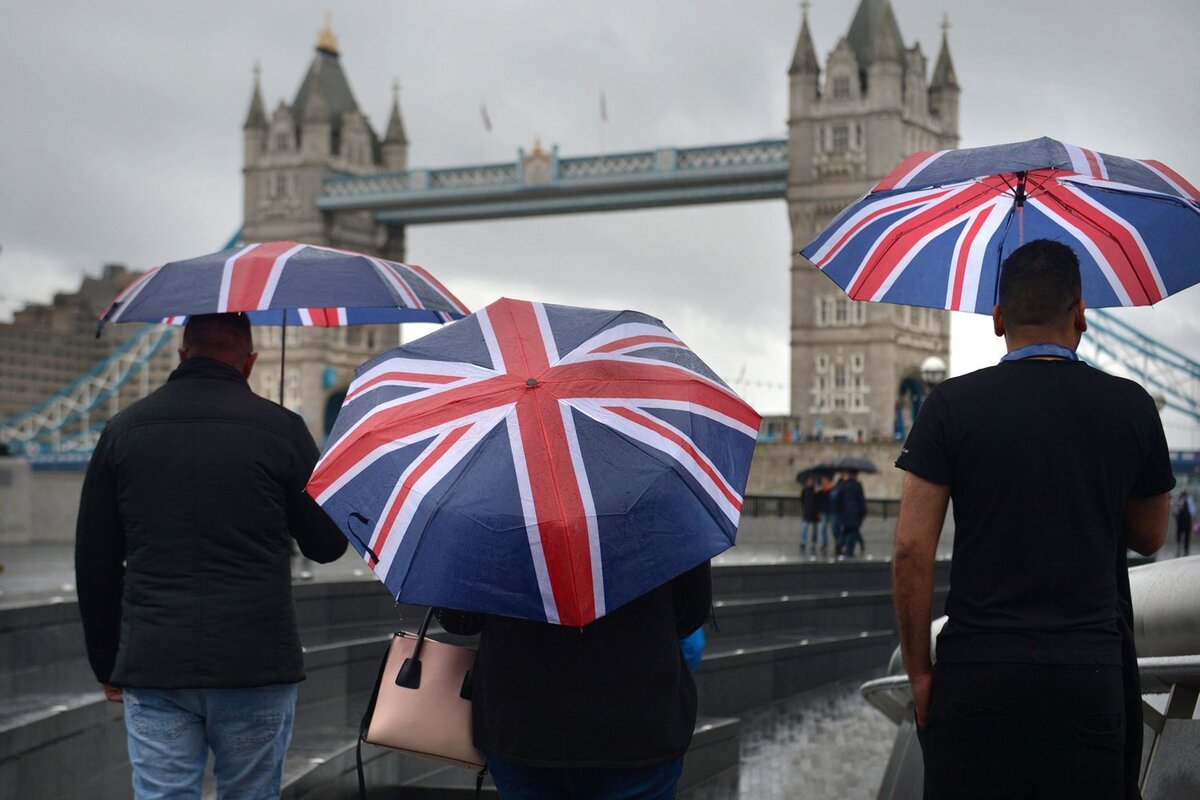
[
  {"xmin": 182, "ymin": 313, "xmax": 253, "ymax": 362},
  {"xmin": 998, "ymin": 239, "xmax": 1082, "ymax": 328}
]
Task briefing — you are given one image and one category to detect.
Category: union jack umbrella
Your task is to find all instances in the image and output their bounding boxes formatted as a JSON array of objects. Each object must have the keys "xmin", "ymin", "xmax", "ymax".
[
  {"xmin": 307, "ymin": 297, "xmax": 761, "ymax": 627},
  {"xmin": 800, "ymin": 137, "xmax": 1200, "ymax": 313},
  {"xmin": 99, "ymin": 240, "xmax": 469, "ymax": 330}
]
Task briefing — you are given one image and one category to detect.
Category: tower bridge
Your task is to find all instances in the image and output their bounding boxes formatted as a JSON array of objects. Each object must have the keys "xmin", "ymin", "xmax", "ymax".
[
  {"xmin": 1, "ymin": 0, "xmax": 1197, "ymax": 464},
  {"xmin": 317, "ymin": 139, "xmax": 789, "ymax": 223}
]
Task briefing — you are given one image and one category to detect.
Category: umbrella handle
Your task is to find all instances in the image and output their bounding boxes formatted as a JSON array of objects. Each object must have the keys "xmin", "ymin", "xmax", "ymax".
[{"xmin": 394, "ymin": 607, "xmax": 435, "ymax": 689}]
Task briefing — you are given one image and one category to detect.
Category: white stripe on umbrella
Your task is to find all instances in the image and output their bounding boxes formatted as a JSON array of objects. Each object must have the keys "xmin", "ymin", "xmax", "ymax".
[
  {"xmin": 945, "ymin": 202, "xmax": 1011, "ymax": 312},
  {"xmin": 368, "ymin": 413, "xmax": 504, "ymax": 581},
  {"xmin": 1063, "ymin": 143, "xmax": 1108, "ymax": 179},
  {"xmin": 1027, "ymin": 196, "xmax": 1134, "ymax": 306},
  {"xmin": 1052, "ymin": 183, "xmax": 1167, "ymax": 301},
  {"xmin": 893, "ymin": 150, "xmax": 950, "ymax": 189},
  {"xmin": 217, "ymin": 244, "xmax": 258, "ymax": 311},
  {"xmin": 258, "ymin": 243, "xmax": 305, "ymax": 310}
]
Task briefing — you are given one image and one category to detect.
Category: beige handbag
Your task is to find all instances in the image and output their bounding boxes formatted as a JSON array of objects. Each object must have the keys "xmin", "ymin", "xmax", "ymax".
[{"xmin": 357, "ymin": 608, "xmax": 486, "ymax": 797}]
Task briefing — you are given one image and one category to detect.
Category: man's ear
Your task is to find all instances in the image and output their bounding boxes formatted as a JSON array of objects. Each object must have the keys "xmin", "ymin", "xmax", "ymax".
[
  {"xmin": 178, "ymin": 348, "xmax": 190, "ymax": 364},
  {"xmin": 242, "ymin": 352, "xmax": 258, "ymax": 380},
  {"xmin": 1074, "ymin": 298, "xmax": 1087, "ymax": 334},
  {"xmin": 992, "ymin": 304, "xmax": 1005, "ymax": 338}
]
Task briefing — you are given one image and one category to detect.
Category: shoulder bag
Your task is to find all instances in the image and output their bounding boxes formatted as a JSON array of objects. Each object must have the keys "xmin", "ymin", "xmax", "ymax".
[{"xmin": 356, "ymin": 607, "xmax": 487, "ymax": 797}]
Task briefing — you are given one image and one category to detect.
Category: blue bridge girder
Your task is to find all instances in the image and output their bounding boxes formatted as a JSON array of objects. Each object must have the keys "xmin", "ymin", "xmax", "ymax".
[
  {"xmin": 317, "ymin": 139, "xmax": 790, "ymax": 224},
  {"xmin": 1084, "ymin": 309, "xmax": 1200, "ymax": 424}
]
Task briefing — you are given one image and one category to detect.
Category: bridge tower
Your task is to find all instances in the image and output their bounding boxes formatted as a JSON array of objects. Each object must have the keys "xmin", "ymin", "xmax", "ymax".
[
  {"xmin": 787, "ymin": 1, "xmax": 959, "ymax": 441},
  {"xmin": 242, "ymin": 18, "xmax": 408, "ymax": 261},
  {"xmin": 238, "ymin": 19, "xmax": 406, "ymax": 438}
]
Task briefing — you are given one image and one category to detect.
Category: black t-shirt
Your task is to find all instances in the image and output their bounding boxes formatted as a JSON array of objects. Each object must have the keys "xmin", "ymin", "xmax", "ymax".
[{"xmin": 896, "ymin": 359, "xmax": 1174, "ymax": 666}]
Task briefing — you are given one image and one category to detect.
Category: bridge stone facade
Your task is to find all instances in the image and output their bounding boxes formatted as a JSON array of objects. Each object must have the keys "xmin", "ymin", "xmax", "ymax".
[
  {"xmin": 240, "ymin": 1, "xmax": 959, "ymax": 445},
  {"xmin": 786, "ymin": 2, "xmax": 957, "ymax": 442}
]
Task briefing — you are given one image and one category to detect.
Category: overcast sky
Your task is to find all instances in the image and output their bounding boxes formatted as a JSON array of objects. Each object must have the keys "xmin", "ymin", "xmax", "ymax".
[{"xmin": 3, "ymin": 0, "xmax": 1198, "ymax": 445}]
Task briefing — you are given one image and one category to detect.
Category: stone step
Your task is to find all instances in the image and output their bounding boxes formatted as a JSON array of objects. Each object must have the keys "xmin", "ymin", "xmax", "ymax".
[
  {"xmin": 710, "ymin": 586, "xmax": 948, "ymax": 642},
  {"xmin": 281, "ymin": 716, "xmax": 741, "ymax": 799}
]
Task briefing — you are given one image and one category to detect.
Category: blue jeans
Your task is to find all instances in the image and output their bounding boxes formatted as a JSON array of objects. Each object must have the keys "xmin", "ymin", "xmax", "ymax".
[
  {"xmin": 820, "ymin": 513, "xmax": 839, "ymax": 550},
  {"xmin": 123, "ymin": 685, "xmax": 297, "ymax": 800},
  {"xmin": 841, "ymin": 527, "xmax": 864, "ymax": 556},
  {"xmin": 487, "ymin": 755, "xmax": 684, "ymax": 799},
  {"xmin": 799, "ymin": 518, "xmax": 819, "ymax": 547}
]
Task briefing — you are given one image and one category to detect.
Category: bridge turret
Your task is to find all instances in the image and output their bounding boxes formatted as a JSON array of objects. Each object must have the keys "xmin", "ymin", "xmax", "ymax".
[
  {"xmin": 865, "ymin": 5, "xmax": 903, "ymax": 113},
  {"xmin": 300, "ymin": 75, "xmax": 333, "ymax": 158},
  {"xmin": 928, "ymin": 17, "xmax": 960, "ymax": 145},
  {"xmin": 788, "ymin": 5, "xmax": 820, "ymax": 117},
  {"xmin": 243, "ymin": 63, "xmax": 267, "ymax": 165},
  {"xmin": 382, "ymin": 79, "xmax": 409, "ymax": 172}
]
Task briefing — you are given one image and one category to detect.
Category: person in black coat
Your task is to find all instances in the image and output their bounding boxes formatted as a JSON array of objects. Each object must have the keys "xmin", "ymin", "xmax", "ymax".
[
  {"xmin": 75, "ymin": 312, "xmax": 347, "ymax": 799},
  {"xmin": 437, "ymin": 561, "xmax": 711, "ymax": 799},
  {"xmin": 837, "ymin": 470, "xmax": 868, "ymax": 557},
  {"xmin": 799, "ymin": 474, "xmax": 822, "ymax": 553}
]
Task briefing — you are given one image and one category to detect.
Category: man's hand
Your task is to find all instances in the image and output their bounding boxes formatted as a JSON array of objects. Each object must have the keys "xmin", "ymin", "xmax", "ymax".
[
  {"xmin": 910, "ymin": 671, "xmax": 933, "ymax": 730},
  {"xmin": 102, "ymin": 682, "xmax": 123, "ymax": 703},
  {"xmin": 893, "ymin": 472, "xmax": 949, "ymax": 733}
]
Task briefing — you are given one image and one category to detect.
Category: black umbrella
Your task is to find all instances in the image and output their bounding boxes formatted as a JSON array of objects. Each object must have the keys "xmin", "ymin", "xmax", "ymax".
[
  {"xmin": 832, "ymin": 455, "xmax": 879, "ymax": 474},
  {"xmin": 795, "ymin": 463, "xmax": 838, "ymax": 483}
]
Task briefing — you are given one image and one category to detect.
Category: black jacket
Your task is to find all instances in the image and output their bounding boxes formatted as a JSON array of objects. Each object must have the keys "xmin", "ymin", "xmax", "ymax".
[
  {"xmin": 438, "ymin": 561, "xmax": 712, "ymax": 768},
  {"xmin": 75, "ymin": 357, "xmax": 347, "ymax": 688}
]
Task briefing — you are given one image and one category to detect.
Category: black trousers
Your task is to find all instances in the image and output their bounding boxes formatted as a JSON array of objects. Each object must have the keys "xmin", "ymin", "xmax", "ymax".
[{"xmin": 918, "ymin": 662, "xmax": 1126, "ymax": 800}]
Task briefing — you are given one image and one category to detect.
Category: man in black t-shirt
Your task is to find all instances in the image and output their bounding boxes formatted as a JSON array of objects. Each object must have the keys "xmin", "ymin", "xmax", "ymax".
[{"xmin": 893, "ymin": 240, "xmax": 1173, "ymax": 799}]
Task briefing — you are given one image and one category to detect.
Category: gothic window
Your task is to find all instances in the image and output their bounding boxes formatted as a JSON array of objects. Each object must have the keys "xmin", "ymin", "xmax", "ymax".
[
  {"xmin": 834, "ymin": 299, "xmax": 849, "ymax": 324},
  {"xmin": 816, "ymin": 297, "xmax": 830, "ymax": 327},
  {"xmin": 852, "ymin": 302, "xmax": 867, "ymax": 325},
  {"xmin": 816, "ymin": 354, "xmax": 829, "ymax": 371},
  {"xmin": 274, "ymin": 174, "xmax": 288, "ymax": 197},
  {"xmin": 832, "ymin": 125, "xmax": 850, "ymax": 152},
  {"xmin": 834, "ymin": 362, "xmax": 847, "ymax": 390},
  {"xmin": 832, "ymin": 75, "xmax": 851, "ymax": 100},
  {"xmin": 851, "ymin": 353, "xmax": 865, "ymax": 372},
  {"xmin": 275, "ymin": 133, "xmax": 290, "ymax": 151}
]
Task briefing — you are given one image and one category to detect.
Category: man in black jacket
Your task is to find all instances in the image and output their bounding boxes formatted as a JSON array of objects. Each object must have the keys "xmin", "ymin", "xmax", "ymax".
[{"xmin": 76, "ymin": 312, "xmax": 347, "ymax": 800}]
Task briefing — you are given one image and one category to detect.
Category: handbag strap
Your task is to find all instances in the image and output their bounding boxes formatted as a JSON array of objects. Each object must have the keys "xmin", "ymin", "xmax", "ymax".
[{"xmin": 395, "ymin": 607, "xmax": 435, "ymax": 688}]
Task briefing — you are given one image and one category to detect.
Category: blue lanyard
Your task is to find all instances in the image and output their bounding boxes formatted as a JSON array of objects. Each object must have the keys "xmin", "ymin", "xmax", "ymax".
[{"xmin": 1000, "ymin": 343, "xmax": 1079, "ymax": 363}]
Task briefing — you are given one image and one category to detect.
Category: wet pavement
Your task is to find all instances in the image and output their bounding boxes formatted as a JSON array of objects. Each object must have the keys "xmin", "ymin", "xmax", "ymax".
[{"xmin": 681, "ymin": 678, "xmax": 897, "ymax": 800}]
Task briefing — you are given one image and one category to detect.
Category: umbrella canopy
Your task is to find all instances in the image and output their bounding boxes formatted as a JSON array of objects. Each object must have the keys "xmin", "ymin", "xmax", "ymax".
[
  {"xmin": 795, "ymin": 463, "xmax": 837, "ymax": 483},
  {"xmin": 800, "ymin": 137, "xmax": 1200, "ymax": 314},
  {"xmin": 307, "ymin": 297, "xmax": 761, "ymax": 627},
  {"xmin": 832, "ymin": 455, "xmax": 878, "ymax": 474},
  {"xmin": 99, "ymin": 240, "xmax": 469, "ymax": 331}
]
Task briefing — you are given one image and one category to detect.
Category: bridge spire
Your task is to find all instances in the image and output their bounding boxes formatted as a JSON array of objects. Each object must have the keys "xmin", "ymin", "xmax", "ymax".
[
  {"xmin": 790, "ymin": 2, "xmax": 820, "ymax": 75},
  {"xmin": 243, "ymin": 61, "xmax": 267, "ymax": 131},
  {"xmin": 383, "ymin": 78, "xmax": 409, "ymax": 170},
  {"xmin": 317, "ymin": 11, "xmax": 339, "ymax": 55}
]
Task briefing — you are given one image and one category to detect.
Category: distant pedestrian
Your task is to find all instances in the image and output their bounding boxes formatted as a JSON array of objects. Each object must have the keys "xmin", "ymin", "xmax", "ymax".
[
  {"xmin": 837, "ymin": 470, "xmax": 867, "ymax": 557},
  {"xmin": 75, "ymin": 313, "xmax": 348, "ymax": 800},
  {"xmin": 822, "ymin": 475, "xmax": 842, "ymax": 556},
  {"xmin": 799, "ymin": 474, "xmax": 822, "ymax": 553},
  {"xmin": 1176, "ymin": 489, "xmax": 1195, "ymax": 556}
]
